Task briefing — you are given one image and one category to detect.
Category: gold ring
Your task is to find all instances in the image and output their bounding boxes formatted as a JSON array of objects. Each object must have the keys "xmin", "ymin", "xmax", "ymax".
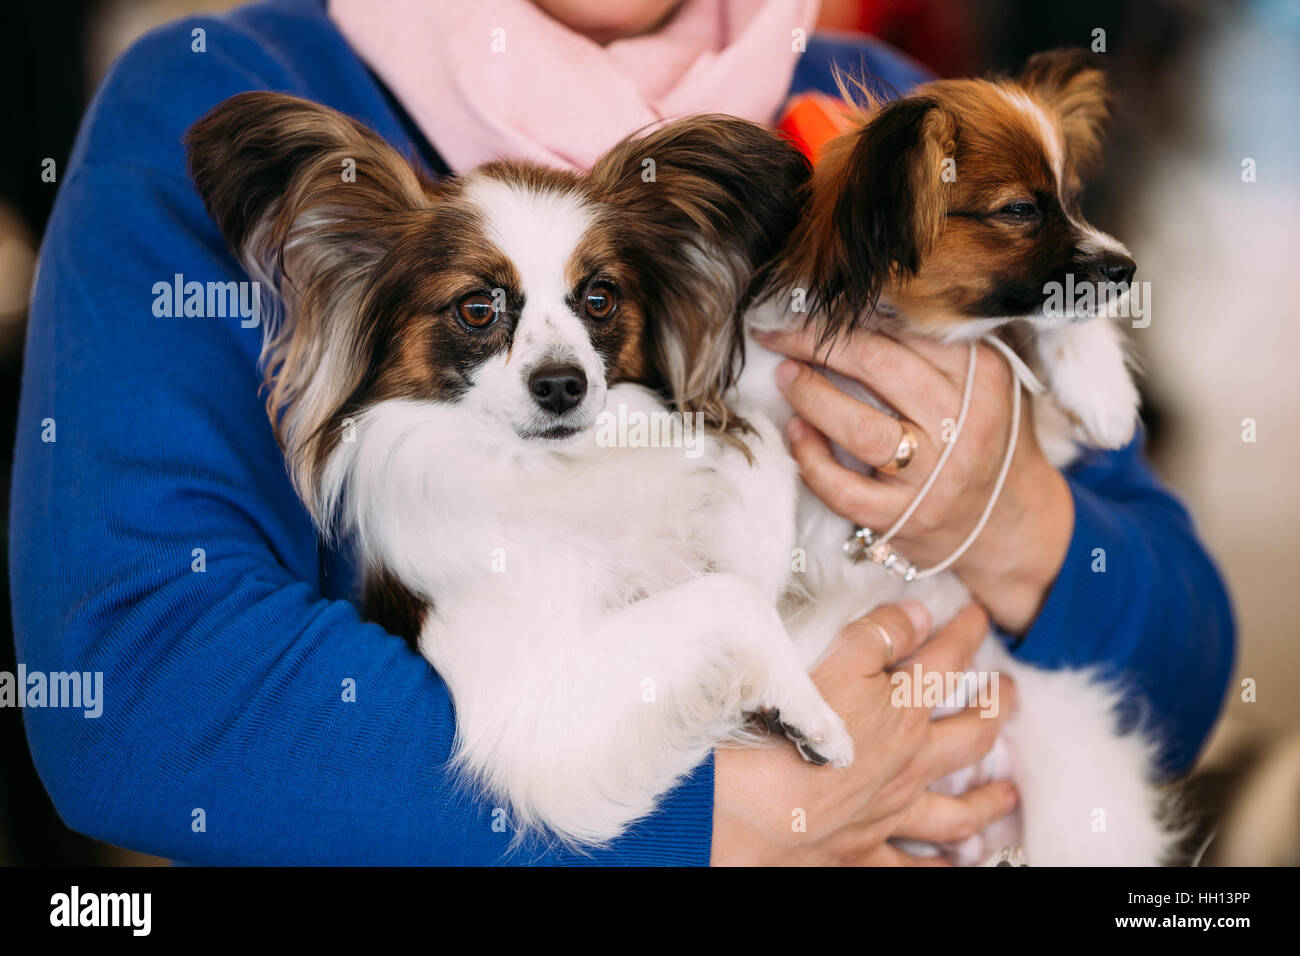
[
  {"xmin": 860, "ymin": 618, "xmax": 895, "ymax": 666},
  {"xmin": 877, "ymin": 422, "xmax": 919, "ymax": 475}
]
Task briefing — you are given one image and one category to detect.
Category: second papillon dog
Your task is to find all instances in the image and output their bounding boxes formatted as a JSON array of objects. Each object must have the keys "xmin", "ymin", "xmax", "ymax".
[
  {"xmin": 740, "ymin": 49, "xmax": 1173, "ymax": 864},
  {"xmin": 186, "ymin": 93, "xmax": 848, "ymax": 846}
]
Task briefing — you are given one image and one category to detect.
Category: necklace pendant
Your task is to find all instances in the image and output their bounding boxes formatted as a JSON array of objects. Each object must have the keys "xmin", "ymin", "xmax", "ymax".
[
  {"xmin": 842, "ymin": 526, "xmax": 877, "ymax": 563},
  {"xmin": 843, "ymin": 527, "xmax": 917, "ymax": 580}
]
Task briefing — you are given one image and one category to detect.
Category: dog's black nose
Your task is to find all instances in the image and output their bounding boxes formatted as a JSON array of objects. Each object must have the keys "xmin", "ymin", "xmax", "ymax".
[
  {"xmin": 528, "ymin": 364, "xmax": 587, "ymax": 414},
  {"xmin": 1095, "ymin": 254, "xmax": 1136, "ymax": 286}
]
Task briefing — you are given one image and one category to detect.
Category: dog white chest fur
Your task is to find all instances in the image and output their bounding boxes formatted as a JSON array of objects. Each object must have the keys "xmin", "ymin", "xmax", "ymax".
[{"xmin": 338, "ymin": 384, "xmax": 853, "ymax": 845}]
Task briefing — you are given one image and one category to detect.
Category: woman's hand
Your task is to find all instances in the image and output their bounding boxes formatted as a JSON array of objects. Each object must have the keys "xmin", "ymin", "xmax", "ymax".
[
  {"xmin": 711, "ymin": 601, "xmax": 1018, "ymax": 865},
  {"xmin": 755, "ymin": 327, "xmax": 1075, "ymax": 634}
]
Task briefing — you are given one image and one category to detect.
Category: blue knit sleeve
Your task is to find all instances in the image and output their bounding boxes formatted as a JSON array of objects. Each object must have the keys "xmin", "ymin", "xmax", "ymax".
[
  {"xmin": 792, "ymin": 32, "xmax": 935, "ymax": 98},
  {"xmin": 8, "ymin": 13, "xmax": 715, "ymax": 866},
  {"xmin": 1009, "ymin": 434, "xmax": 1236, "ymax": 774}
]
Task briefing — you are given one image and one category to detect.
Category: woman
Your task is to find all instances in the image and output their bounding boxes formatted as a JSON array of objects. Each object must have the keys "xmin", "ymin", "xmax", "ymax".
[{"xmin": 10, "ymin": 0, "xmax": 1232, "ymax": 865}]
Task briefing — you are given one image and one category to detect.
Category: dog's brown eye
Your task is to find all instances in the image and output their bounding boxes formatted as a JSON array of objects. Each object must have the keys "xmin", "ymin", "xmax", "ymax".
[
  {"xmin": 584, "ymin": 283, "xmax": 617, "ymax": 321},
  {"xmin": 457, "ymin": 293, "xmax": 498, "ymax": 329}
]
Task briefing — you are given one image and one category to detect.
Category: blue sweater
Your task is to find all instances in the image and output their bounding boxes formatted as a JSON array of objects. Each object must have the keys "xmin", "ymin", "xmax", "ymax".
[{"xmin": 10, "ymin": 0, "xmax": 1233, "ymax": 865}]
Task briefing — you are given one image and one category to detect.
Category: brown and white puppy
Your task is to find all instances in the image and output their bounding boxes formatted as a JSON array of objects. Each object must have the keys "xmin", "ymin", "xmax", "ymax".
[
  {"xmin": 740, "ymin": 50, "xmax": 1171, "ymax": 865},
  {"xmin": 765, "ymin": 48, "xmax": 1141, "ymax": 459},
  {"xmin": 186, "ymin": 93, "xmax": 853, "ymax": 845}
]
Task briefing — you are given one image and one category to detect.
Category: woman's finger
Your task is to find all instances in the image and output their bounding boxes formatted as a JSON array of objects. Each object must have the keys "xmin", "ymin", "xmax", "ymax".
[
  {"xmin": 840, "ymin": 822, "xmax": 957, "ymax": 865},
  {"xmin": 787, "ymin": 416, "xmax": 907, "ymax": 529},
  {"xmin": 777, "ymin": 360, "xmax": 934, "ymax": 474},
  {"xmin": 908, "ymin": 603, "xmax": 990, "ymax": 676},
  {"xmin": 757, "ymin": 326, "xmax": 958, "ymax": 427},
  {"xmin": 919, "ymin": 691, "xmax": 1017, "ymax": 782},
  {"xmin": 891, "ymin": 333, "xmax": 978, "ymax": 383},
  {"xmin": 893, "ymin": 782, "xmax": 1019, "ymax": 844},
  {"xmin": 816, "ymin": 602, "xmax": 932, "ymax": 680},
  {"xmin": 863, "ymin": 843, "xmax": 956, "ymax": 866}
]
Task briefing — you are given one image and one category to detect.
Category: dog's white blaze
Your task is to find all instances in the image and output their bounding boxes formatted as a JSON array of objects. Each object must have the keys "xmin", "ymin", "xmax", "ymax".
[
  {"xmin": 1002, "ymin": 88, "xmax": 1066, "ymax": 186},
  {"xmin": 467, "ymin": 176, "xmax": 593, "ymax": 314},
  {"xmin": 461, "ymin": 176, "xmax": 608, "ymax": 434}
]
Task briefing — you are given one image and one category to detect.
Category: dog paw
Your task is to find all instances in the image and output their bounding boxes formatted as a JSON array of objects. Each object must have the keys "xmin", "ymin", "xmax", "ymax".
[
  {"xmin": 1038, "ymin": 315, "xmax": 1141, "ymax": 452},
  {"xmin": 1075, "ymin": 374, "xmax": 1139, "ymax": 449},
  {"xmin": 756, "ymin": 703, "xmax": 855, "ymax": 769}
]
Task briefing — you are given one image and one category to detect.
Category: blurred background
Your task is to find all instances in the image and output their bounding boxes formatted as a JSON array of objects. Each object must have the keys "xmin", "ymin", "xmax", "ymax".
[{"xmin": 2, "ymin": 0, "xmax": 1298, "ymax": 865}]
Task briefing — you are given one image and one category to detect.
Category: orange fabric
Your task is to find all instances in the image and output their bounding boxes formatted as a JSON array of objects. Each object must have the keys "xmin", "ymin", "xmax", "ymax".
[{"xmin": 777, "ymin": 92, "xmax": 855, "ymax": 165}]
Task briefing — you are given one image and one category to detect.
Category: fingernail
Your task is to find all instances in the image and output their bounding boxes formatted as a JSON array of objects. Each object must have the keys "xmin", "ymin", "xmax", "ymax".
[
  {"xmin": 1004, "ymin": 783, "xmax": 1019, "ymax": 811},
  {"xmin": 899, "ymin": 601, "xmax": 930, "ymax": 635},
  {"xmin": 775, "ymin": 359, "xmax": 800, "ymax": 389},
  {"xmin": 787, "ymin": 417, "xmax": 806, "ymax": 442}
]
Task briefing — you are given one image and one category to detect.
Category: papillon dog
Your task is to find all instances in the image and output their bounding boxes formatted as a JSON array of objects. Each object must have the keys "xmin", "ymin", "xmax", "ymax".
[
  {"xmin": 740, "ymin": 49, "xmax": 1173, "ymax": 864},
  {"xmin": 186, "ymin": 93, "xmax": 849, "ymax": 846}
]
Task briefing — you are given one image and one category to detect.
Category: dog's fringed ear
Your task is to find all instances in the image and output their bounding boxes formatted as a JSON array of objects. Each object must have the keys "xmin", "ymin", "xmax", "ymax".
[
  {"xmin": 1018, "ymin": 48, "xmax": 1112, "ymax": 182},
  {"xmin": 185, "ymin": 91, "xmax": 435, "ymax": 510},
  {"xmin": 786, "ymin": 96, "xmax": 957, "ymax": 338},
  {"xmin": 589, "ymin": 115, "xmax": 811, "ymax": 435},
  {"xmin": 186, "ymin": 91, "xmax": 433, "ymax": 285}
]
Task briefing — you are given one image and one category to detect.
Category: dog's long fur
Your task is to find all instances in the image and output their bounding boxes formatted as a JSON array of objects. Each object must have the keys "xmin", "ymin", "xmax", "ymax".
[{"xmin": 187, "ymin": 49, "xmax": 1173, "ymax": 862}]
